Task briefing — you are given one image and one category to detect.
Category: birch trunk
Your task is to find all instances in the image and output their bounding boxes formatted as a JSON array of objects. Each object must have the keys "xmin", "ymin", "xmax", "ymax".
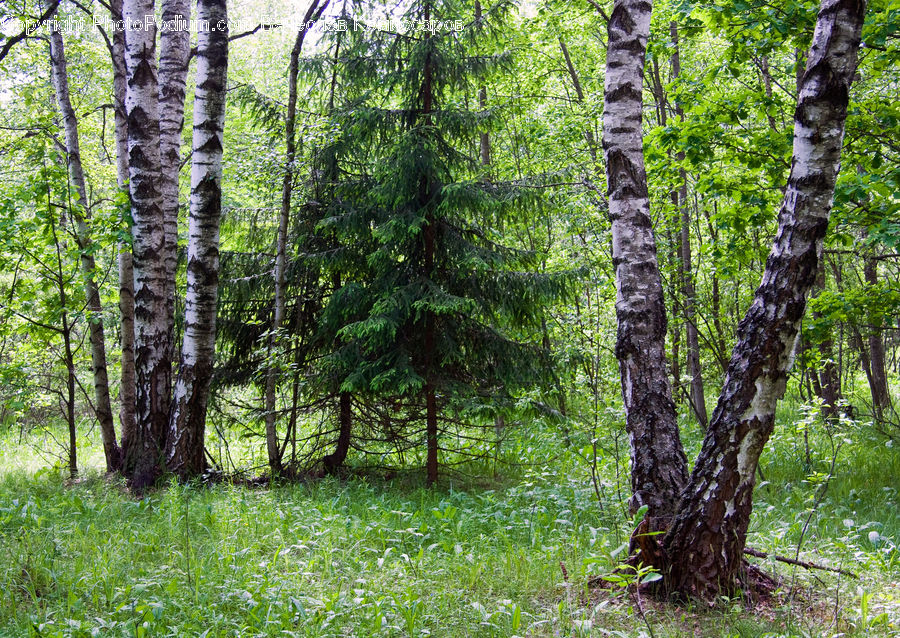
[
  {"xmin": 48, "ymin": 21, "xmax": 121, "ymax": 471},
  {"xmin": 108, "ymin": 0, "xmax": 137, "ymax": 453},
  {"xmin": 158, "ymin": 0, "xmax": 191, "ymax": 346},
  {"xmin": 122, "ymin": 0, "xmax": 171, "ymax": 490},
  {"xmin": 664, "ymin": 0, "xmax": 866, "ymax": 599},
  {"xmin": 167, "ymin": 0, "xmax": 228, "ymax": 479},
  {"xmin": 265, "ymin": 0, "xmax": 326, "ymax": 474},
  {"xmin": 602, "ymin": 0, "xmax": 688, "ymax": 518}
]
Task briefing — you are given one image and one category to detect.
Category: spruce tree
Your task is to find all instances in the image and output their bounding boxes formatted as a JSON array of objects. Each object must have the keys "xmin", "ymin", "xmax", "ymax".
[{"xmin": 318, "ymin": 0, "xmax": 569, "ymax": 483}]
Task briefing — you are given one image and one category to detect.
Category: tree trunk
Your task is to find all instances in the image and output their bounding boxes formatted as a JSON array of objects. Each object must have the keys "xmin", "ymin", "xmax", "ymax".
[
  {"xmin": 50, "ymin": 213, "xmax": 78, "ymax": 479},
  {"xmin": 559, "ymin": 37, "xmax": 600, "ymax": 172},
  {"xmin": 812, "ymin": 266, "xmax": 841, "ymax": 417},
  {"xmin": 48, "ymin": 20, "xmax": 121, "ymax": 471},
  {"xmin": 167, "ymin": 0, "xmax": 228, "ymax": 479},
  {"xmin": 474, "ymin": 1, "xmax": 491, "ymax": 171},
  {"xmin": 602, "ymin": 0, "xmax": 688, "ymax": 518},
  {"xmin": 864, "ymin": 257, "xmax": 891, "ymax": 420},
  {"xmin": 158, "ymin": 0, "xmax": 192, "ymax": 352},
  {"xmin": 663, "ymin": 0, "xmax": 866, "ymax": 599},
  {"xmin": 421, "ymin": 12, "xmax": 439, "ymax": 486},
  {"xmin": 323, "ymin": 392, "xmax": 352, "ymax": 474},
  {"xmin": 670, "ymin": 21, "xmax": 708, "ymax": 428},
  {"xmin": 265, "ymin": 0, "xmax": 326, "ymax": 475},
  {"xmin": 63, "ymin": 309, "xmax": 77, "ymax": 479},
  {"xmin": 121, "ymin": 0, "xmax": 171, "ymax": 490},
  {"xmin": 108, "ymin": 0, "xmax": 137, "ymax": 455}
]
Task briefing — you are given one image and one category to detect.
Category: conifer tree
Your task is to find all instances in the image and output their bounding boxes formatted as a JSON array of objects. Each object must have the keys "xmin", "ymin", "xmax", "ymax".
[{"xmin": 319, "ymin": 0, "xmax": 569, "ymax": 483}]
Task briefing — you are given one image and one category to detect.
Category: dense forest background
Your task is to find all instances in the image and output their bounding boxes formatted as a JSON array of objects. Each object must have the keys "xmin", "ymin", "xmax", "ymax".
[{"xmin": 0, "ymin": 0, "xmax": 898, "ymax": 635}]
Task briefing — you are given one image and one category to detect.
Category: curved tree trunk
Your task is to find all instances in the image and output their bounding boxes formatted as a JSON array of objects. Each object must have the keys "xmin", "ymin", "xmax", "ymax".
[
  {"xmin": 121, "ymin": 0, "xmax": 170, "ymax": 490},
  {"xmin": 167, "ymin": 0, "xmax": 229, "ymax": 479},
  {"xmin": 602, "ymin": 0, "xmax": 688, "ymax": 519},
  {"xmin": 48, "ymin": 19, "xmax": 121, "ymax": 472},
  {"xmin": 663, "ymin": 0, "xmax": 866, "ymax": 600}
]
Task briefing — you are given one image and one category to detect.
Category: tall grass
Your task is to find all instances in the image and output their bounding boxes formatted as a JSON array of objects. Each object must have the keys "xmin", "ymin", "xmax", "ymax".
[{"xmin": 0, "ymin": 401, "xmax": 897, "ymax": 637}]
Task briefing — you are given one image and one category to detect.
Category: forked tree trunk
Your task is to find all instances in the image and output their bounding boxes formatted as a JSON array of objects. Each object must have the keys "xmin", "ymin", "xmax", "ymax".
[
  {"xmin": 122, "ymin": 0, "xmax": 171, "ymax": 490},
  {"xmin": 158, "ymin": 0, "xmax": 191, "ymax": 348},
  {"xmin": 265, "ymin": 0, "xmax": 326, "ymax": 475},
  {"xmin": 602, "ymin": 0, "xmax": 688, "ymax": 518},
  {"xmin": 48, "ymin": 20, "xmax": 121, "ymax": 471},
  {"xmin": 167, "ymin": 0, "xmax": 228, "ymax": 479},
  {"xmin": 108, "ymin": 0, "xmax": 137, "ymax": 454},
  {"xmin": 663, "ymin": 0, "xmax": 866, "ymax": 599}
]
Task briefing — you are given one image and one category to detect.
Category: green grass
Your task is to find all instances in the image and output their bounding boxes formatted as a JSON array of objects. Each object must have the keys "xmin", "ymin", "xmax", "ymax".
[{"xmin": 0, "ymin": 406, "xmax": 898, "ymax": 637}]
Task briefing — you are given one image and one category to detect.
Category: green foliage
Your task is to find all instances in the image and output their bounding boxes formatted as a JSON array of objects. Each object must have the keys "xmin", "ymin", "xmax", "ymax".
[{"xmin": 1, "ymin": 406, "xmax": 898, "ymax": 636}]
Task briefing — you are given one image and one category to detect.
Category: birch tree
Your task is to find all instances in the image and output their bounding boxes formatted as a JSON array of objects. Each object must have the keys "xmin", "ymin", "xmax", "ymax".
[
  {"xmin": 107, "ymin": 0, "xmax": 137, "ymax": 447},
  {"xmin": 121, "ymin": 0, "xmax": 171, "ymax": 489},
  {"xmin": 158, "ymin": 0, "xmax": 191, "ymax": 349},
  {"xmin": 602, "ymin": 0, "xmax": 866, "ymax": 598},
  {"xmin": 602, "ymin": 0, "xmax": 688, "ymax": 520},
  {"xmin": 48, "ymin": 17, "xmax": 121, "ymax": 471},
  {"xmin": 662, "ymin": 0, "xmax": 866, "ymax": 598},
  {"xmin": 167, "ymin": 0, "xmax": 229, "ymax": 478}
]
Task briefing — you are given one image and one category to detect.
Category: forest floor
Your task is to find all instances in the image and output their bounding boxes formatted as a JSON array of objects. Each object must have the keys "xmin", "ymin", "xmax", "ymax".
[{"xmin": 0, "ymin": 409, "xmax": 898, "ymax": 637}]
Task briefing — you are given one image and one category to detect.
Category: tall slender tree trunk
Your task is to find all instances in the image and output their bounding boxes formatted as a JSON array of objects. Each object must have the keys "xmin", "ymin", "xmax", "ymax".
[
  {"xmin": 62, "ymin": 309, "xmax": 77, "ymax": 479},
  {"xmin": 864, "ymin": 257, "xmax": 891, "ymax": 420},
  {"xmin": 559, "ymin": 37, "xmax": 600, "ymax": 172},
  {"xmin": 421, "ymin": 3, "xmax": 440, "ymax": 486},
  {"xmin": 49, "ymin": 211, "xmax": 78, "ymax": 479},
  {"xmin": 670, "ymin": 21, "xmax": 708, "ymax": 428},
  {"xmin": 122, "ymin": 0, "xmax": 170, "ymax": 490},
  {"xmin": 812, "ymin": 266, "xmax": 842, "ymax": 417},
  {"xmin": 158, "ymin": 0, "xmax": 192, "ymax": 355},
  {"xmin": 167, "ymin": 0, "xmax": 228, "ymax": 479},
  {"xmin": 663, "ymin": 0, "xmax": 866, "ymax": 599},
  {"xmin": 474, "ymin": 1, "xmax": 491, "ymax": 171},
  {"xmin": 602, "ymin": 0, "xmax": 688, "ymax": 519},
  {"xmin": 48, "ymin": 20, "xmax": 121, "ymax": 471},
  {"xmin": 265, "ymin": 0, "xmax": 327, "ymax": 475},
  {"xmin": 107, "ymin": 0, "xmax": 137, "ymax": 453}
]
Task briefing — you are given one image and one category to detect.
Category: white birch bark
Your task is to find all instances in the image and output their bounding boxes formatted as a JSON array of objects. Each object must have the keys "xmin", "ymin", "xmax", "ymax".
[
  {"xmin": 108, "ymin": 0, "xmax": 137, "ymax": 449},
  {"xmin": 158, "ymin": 0, "xmax": 191, "ymax": 347},
  {"xmin": 602, "ymin": 0, "xmax": 689, "ymax": 519},
  {"xmin": 167, "ymin": 0, "xmax": 228, "ymax": 478},
  {"xmin": 664, "ymin": 0, "xmax": 867, "ymax": 599},
  {"xmin": 122, "ymin": 0, "xmax": 171, "ymax": 490},
  {"xmin": 48, "ymin": 18, "xmax": 121, "ymax": 472}
]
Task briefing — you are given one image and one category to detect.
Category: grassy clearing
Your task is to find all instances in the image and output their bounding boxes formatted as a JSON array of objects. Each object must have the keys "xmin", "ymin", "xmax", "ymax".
[{"xmin": 0, "ymin": 407, "xmax": 898, "ymax": 637}]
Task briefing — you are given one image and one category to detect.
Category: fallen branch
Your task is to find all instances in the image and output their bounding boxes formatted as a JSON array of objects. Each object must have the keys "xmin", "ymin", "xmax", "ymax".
[{"xmin": 743, "ymin": 547, "xmax": 858, "ymax": 579}]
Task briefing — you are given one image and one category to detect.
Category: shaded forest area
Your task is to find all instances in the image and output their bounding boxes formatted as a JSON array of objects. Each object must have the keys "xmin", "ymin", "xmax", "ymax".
[{"xmin": 1, "ymin": 0, "xmax": 899, "ymax": 635}]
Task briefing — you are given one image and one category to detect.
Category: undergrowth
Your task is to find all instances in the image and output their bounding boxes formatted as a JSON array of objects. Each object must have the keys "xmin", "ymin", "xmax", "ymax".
[{"xmin": 0, "ymin": 401, "xmax": 897, "ymax": 637}]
